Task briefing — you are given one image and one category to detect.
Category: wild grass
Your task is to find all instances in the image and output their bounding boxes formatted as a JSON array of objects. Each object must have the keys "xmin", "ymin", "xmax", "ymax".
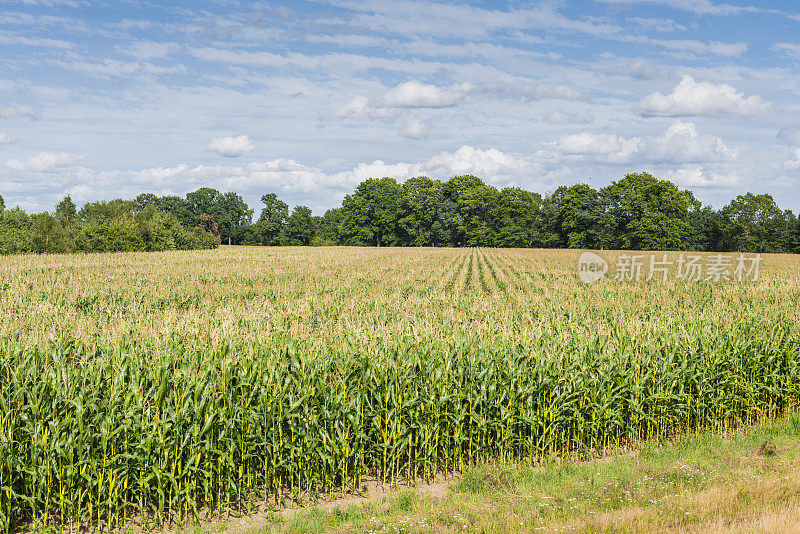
[{"xmin": 1, "ymin": 246, "xmax": 799, "ymax": 532}]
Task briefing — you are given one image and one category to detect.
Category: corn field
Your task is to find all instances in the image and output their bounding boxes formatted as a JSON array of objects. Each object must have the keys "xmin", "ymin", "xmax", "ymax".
[{"xmin": 1, "ymin": 247, "xmax": 799, "ymax": 531}]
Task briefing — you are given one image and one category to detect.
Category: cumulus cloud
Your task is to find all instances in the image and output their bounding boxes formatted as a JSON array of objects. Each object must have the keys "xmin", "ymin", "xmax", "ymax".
[
  {"xmin": 207, "ymin": 135, "xmax": 255, "ymax": 157},
  {"xmin": 0, "ymin": 104, "xmax": 39, "ymax": 120},
  {"xmin": 552, "ymin": 133, "xmax": 642, "ymax": 164},
  {"xmin": 637, "ymin": 75, "xmax": 771, "ymax": 117},
  {"xmin": 647, "ymin": 121, "xmax": 737, "ymax": 163},
  {"xmin": 1, "ymin": 146, "xmax": 534, "ymax": 211},
  {"xmin": 328, "ymin": 146, "xmax": 531, "ymax": 188},
  {"xmin": 403, "ymin": 119, "xmax": 429, "ymax": 139},
  {"xmin": 5, "ymin": 152, "xmax": 80, "ymax": 172},
  {"xmin": 669, "ymin": 165, "xmax": 742, "ymax": 188},
  {"xmin": 377, "ymin": 81, "xmax": 468, "ymax": 108},
  {"xmin": 547, "ymin": 121, "xmax": 736, "ymax": 165},
  {"xmin": 0, "ymin": 133, "xmax": 13, "ymax": 145},
  {"xmin": 424, "ymin": 145, "xmax": 531, "ymax": 184}
]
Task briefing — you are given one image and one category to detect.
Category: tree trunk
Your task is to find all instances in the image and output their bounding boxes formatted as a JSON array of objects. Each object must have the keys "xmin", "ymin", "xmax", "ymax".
[{"xmin": 228, "ymin": 235, "xmax": 231, "ymax": 245}]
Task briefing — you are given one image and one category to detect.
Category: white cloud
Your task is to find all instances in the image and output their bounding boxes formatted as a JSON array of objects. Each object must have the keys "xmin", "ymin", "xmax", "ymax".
[
  {"xmin": 0, "ymin": 104, "xmax": 39, "ymax": 120},
  {"xmin": 474, "ymin": 82, "xmax": 583, "ymax": 101},
  {"xmin": 207, "ymin": 135, "xmax": 255, "ymax": 157},
  {"xmin": 0, "ymin": 31, "xmax": 74, "ymax": 49},
  {"xmin": 637, "ymin": 75, "xmax": 771, "ymax": 117},
  {"xmin": 17, "ymin": 0, "xmax": 86, "ymax": 6},
  {"xmin": 337, "ymin": 2, "xmax": 623, "ymax": 40},
  {"xmin": 424, "ymin": 145, "xmax": 531, "ymax": 184},
  {"xmin": 1, "ymin": 146, "xmax": 534, "ymax": 211},
  {"xmin": 595, "ymin": 0, "xmax": 755, "ymax": 16},
  {"xmin": 121, "ymin": 41, "xmax": 181, "ymax": 60},
  {"xmin": 647, "ymin": 121, "xmax": 737, "ymax": 163},
  {"xmin": 669, "ymin": 165, "xmax": 741, "ymax": 188},
  {"xmin": 0, "ymin": 133, "xmax": 13, "ymax": 145},
  {"xmin": 61, "ymin": 58, "xmax": 186, "ymax": 80},
  {"xmin": 332, "ymin": 96, "xmax": 398, "ymax": 121},
  {"xmin": 332, "ymin": 80, "xmax": 583, "ymax": 123},
  {"xmin": 5, "ymin": 152, "xmax": 80, "ymax": 172},
  {"xmin": 627, "ymin": 17, "xmax": 687, "ymax": 32},
  {"xmin": 377, "ymin": 81, "xmax": 468, "ymax": 108},
  {"xmin": 761, "ymin": 175, "xmax": 798, "ymax": 189},
  {"xmin": 552, "ymin": 133, "xmax": 642, "ymax": 164},
  {"xmin": 772, "ymin": 43, "xmax": 800, "ymax": 60},
  {"xmin": 779, "ymin": 128, "xmax": 800, "ymax": 146},
  {"xmin": 786, "ymin": 149, "xmax": 800, "ymax": 170},
  {"xmin": 547, "ymin": 121, "xmax": 736, "ymax": 165},
  {"xmin": 403, "ymin": 119, "xmax": 428, "ymax": 139},
  {"xmin": 330, "ymin": 145, "xmax": 532, "ymax": 187},
  {"xmin": 641, "ymin": 38, "xmax": 747, "ymax": 57},
  {"xmin": 629, "ymin": 58, "xmax": 654, "ymax": 80},
  {"xmin": 544, "ymin": 110, "xmax": 594, "ymax": 124}
]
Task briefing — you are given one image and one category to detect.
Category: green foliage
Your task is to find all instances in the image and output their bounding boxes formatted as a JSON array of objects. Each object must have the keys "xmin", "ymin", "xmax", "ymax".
[
  {"xmin": 603, "ymin": 172, "xmax": 691, "ymax": 251},
  {"xmin": 75, "ymin": 214, "xmax": 143, "ymax": 252},
  {"xmin": 217, "ymin": 191, "xmax": 253, "ymax": 245},
  {"xmin": 0, "ymin": 196, "xmax": 219, "ymax": 255},
  {"xmin": 492, "ymin": 187, "xmax": 543, "ymax": 248},
  {"xmin": 79, "ymin": 199, "xmax": 137, "ymax": 224},
  {"xmin": 256, "ymin": 193, "xmax": 289, "ymax": 245},
  {"xmin": 399, "ymin": 176, "xmax": 444, "ymax": 246},
  {"xmin": 560, "ymin": 184, "xmax": 604, "ymax": 249},
  {"xmin": 284, "ymin": 205, "xmax": 315, "ymax": 245},
  {"xmin": 720, "ymin": 193, "xmax": 792, "ymax": 253},
  {"xmin": 2, "ymin": 170, "xmax": 800, "ymax": 255},
  {"xmin": 314, "ymin": 208, "xmax": 344, "ymax": 245},
  {"xmin": 55, "ymin": 195, "xmax": 77, "ymax": 227},
  {"xmin": 153, "ymin": 195, "xmax": 194, "ymax": 226},
  {"xmin": 186, "ymin": 187, "xmax": 222, "ymax": 220},
  {"xmin": 1, "ymin": 317, "xmax": 797, "ymax": 531},
  {"xmin": 134, "ymin": 192, "xmax": 159, "ymax": 212},
  {"xmin": 0, "ymin": 208, "xmax": 32, "ymax": 253},
  {"xmin": 445, "ymin": 174, "xmax": 499, "ymax": 246},
  {"xmin": 30, "ymin": 213, "xmax": 70, "ymax": 253},
  {"xmin": 341, "ymin": 177, "xmax": 405, "ymax": 247}
]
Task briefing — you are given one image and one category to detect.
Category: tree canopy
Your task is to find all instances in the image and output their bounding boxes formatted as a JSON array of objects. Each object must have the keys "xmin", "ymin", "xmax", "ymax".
[{"xmin": 2, "ymin": 172, "xmax": 800, "ymax": 255}]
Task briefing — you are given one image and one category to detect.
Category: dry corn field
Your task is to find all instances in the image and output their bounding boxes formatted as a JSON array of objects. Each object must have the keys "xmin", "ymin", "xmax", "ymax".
[{"xmin": 1, "ymin": 246, "xmax": 800, "ymax": 532}]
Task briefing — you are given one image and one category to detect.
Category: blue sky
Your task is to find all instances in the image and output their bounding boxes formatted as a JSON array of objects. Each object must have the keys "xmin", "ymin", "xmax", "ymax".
[{"xmin": 1, "ymin": 0, "xmax": 800, "ymax": 214}]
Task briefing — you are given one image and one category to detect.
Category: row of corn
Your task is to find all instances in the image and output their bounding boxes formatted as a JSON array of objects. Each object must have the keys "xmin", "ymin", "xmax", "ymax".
[{"xmin": 1, "ymin": 316, "xmax": 798, "ymax": 532}]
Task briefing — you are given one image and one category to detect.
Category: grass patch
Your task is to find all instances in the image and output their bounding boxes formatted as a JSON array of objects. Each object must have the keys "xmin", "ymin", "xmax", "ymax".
[{"xmin": 246, "ymin": 412, "xmax": 800, "ymax": 533}]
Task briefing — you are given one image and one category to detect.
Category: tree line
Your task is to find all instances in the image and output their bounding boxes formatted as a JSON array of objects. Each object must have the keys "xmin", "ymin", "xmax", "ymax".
[
  {"xmin": 2, "ymin": 171, "xmax": 799, "ymax": 254},
  {"xmin": 0, "ymin": 195, "xmax": 219, "ymax": 254}
]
